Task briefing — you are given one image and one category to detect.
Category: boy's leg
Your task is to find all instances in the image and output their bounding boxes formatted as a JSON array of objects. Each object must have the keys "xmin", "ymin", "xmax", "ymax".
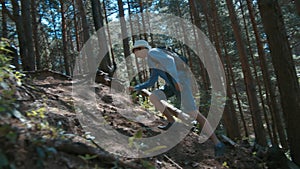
[
  {"xmin": 149, "ymin": 90, "xmax": 175, "ymax": 123},
  {"xmin": 149, "ymin": 90, "xmax": 175, "ymax": 130},
  {"xmin": 195, "ymin": 112, "xmax": 220, "ymax": 144},
  {"xmin": 194, "ymin": 111, "xmax": 225, "ymax": 157}
]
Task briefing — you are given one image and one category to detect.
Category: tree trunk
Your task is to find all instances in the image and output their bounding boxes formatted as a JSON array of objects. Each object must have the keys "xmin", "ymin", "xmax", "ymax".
[
  {"xmin": 72, "ymin": 0, "xmax": 82, "ymax": 74},
  {"xmin": 188, "ymin": 0, "xmax": 196, "ymax": 72},
  {"xmin": 199, "ymin": 0, "xmax": 214, "ymax": 44},
  {"xmin": 91, "ymin": 0, "xmax": 113, "ymax": 75},
  {"xmin": 295, "ymin": 0, "xmax": 300, "ymax": 16},
  {"xmin": 31, "ymin": 0, "xmax": 41, "ymax": 70},
  {"xmin": 222, "ymin": 37, "xmax": 249, "ymax": 138},
  {"xmin": 1, "ymin": 1, "xmax": 8, "ymax": 38},
  {"xmin": 60, "ymin": 0, "xmax": 70, "ymax": 76},
  {"xmin": 126, "ymin": 0, "xmax": 143, "ymax": 83},
  {"xmin": 246, "ymin": 0, "xmax": 288, "ymax": 150},
  {"xmin": 126, "ymin": 1, "xmax": 135, "ymax": 46},
  {"xmin": 177, "ymin": 5, "xmax": 191, "ymax": 60},
  {"xmin": 76, "ymin": 0, "xmax": 90, "ymax": 43},
  {"xmin": 238, "ymin": 0, "xmax": 275, "ymax": 145},
  {"xmin": 139, "ymin": 1, "xmax": 147, "ymax": 40},
  {"xmin": 210, "ymin": 0, "xmax": 241, "ymax": 140},
  {"xmin": 189, "ymin": 0, "xmax": 210, "ymax": 103},
  {"xmin": 11, "ymin": 0, "xmax": 28, "ymax": 71},
  {"xmin": 103, "ymin": 0, "xmax": 116, "ymax": 70},
  {"xmin": 67, "ymin": 28, "xmax": 75, "ymax": 74},
  {"xmin": 72, "ymin": 0, "xmax": 80, "ymax": 51},
  {"xmin": 40, "ymin": 24, "xmax": 50, "ymax": 69},
  {"xmin": 91, "ymin": 0, "xmax": 103, "ymax": 31},
  {"xmin": 226, "ymin": 0, "xmax": 267, "ymax": 146},
  {"xmin": 117, "ymin": 0, "xmax": 132, "ymax": 78},
  {"xmin": 76, "ymin": 0, "xmax": 97, "ymax": 76},
  {"xmin": 21, "ymin": 0, "xmax": 35, "ymax": 71},
  {"xmin": 258, "ymin": 0, "xmax": 300, "ymax": 165}
]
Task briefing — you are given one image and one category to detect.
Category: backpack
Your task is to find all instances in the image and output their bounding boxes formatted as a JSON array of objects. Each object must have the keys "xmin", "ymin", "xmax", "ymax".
[
  {"xmin": 155, "ymin": 47, "xmax": 190, "ymax": 92},
  {"xmin": 157, "ymin": 47, "xmax": 189, "ymax": 73}
]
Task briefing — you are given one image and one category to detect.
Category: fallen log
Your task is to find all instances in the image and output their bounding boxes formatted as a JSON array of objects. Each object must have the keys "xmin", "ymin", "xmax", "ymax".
[
  {"xmin": 140, "ymin": 89, "xmax": 192, "ymax": 123},
  {"xmin": 53, "ymin": 140, "xmax": 141, "ymax": 169},
  {"xmin": 23, "ymin": 69, "xmax": 72, "ymax": 81}
]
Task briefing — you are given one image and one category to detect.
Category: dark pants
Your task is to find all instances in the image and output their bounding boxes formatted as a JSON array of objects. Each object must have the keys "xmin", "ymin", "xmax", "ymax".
[{"xmin": 161, "ymin": 85, "xmax": 181, "ymax": 108}]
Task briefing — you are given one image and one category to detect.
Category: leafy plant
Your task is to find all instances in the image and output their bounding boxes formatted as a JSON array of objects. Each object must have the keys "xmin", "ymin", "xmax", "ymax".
[
  {"xmin": 0, "ymin": 151, "xmax": 17, "ymax": 169},
  {"xmin": 141, "ymin": 160, "xmax": 156, "ymax": 169},
  {"xmin": 222, "ymin": 161, "xmax": 230, "ymax": 168},
  {"xmin": 35, "ymin": 145, "xmax": 58, "ymax": 168},
  {"xmin": 0, "ymin": 39, "xmax": 24, "ymax": 169},
  {"xmin": 26, "ymin": 107, "xmax": 47, "ymax": 119},
  {"xmin": 79, "ymin": 154, "xmax": 99, "ymax": 162},
  {"xmin": 0, "ymin": 38, "xmax": 24, "ymax": 118},
  {"xmin": 128, "ymin": 129, "xmax": 143, "ymax": 148},
  {"xmin": 0, "ymin": 124, "xmax": 18, "ymax": 169}
]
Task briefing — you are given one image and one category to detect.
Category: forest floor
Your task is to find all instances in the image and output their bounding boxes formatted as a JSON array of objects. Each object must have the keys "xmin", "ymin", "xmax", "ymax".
[{"xmin": 1, "ymin": 73, "xmax": 268, "ymax": 169}]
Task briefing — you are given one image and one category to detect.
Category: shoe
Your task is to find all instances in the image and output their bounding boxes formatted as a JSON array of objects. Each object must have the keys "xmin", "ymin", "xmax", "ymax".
[
  {"xmin": 158, "ymin": 122, "xmax": 174, "ymax": 130},
  {"xmin": 214, "ymin": 142, "xmax": 225, "ymax": 157}
]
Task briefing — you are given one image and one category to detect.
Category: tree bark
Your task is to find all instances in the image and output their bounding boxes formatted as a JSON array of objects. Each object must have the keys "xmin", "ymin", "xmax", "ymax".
[
  {"xmin": 126, "ymin": 0, "xmax": 143, "ymax": 84},
  {"xmin": 117, "ymin": 0, "xmax": 133, "ymax": 78},
  {"xmin": 60, "ymin": 0, "xmax": 70, "ymax": 76},
  {"xmin": 103, "ymin": 0, "xmax": 116, "ymax": 69},
  {"xmin": 139, "ymin": 1, "xmax": 147, "ymax": 40},
  {"xmin": 1, "ymin": 1, "xmax": 8, "ymax": 38},
  {"xmin": 67, "ymin": 28, "xmax": 75, "ymax": 74},
  {"xmin": 200, "ymin": 0, "xmax": 214, "ymax": 44},
  {"xmin": 258, "ymin": 0, "xmax": 300, "ymax": 165},
  {"xmin": 72, "ymin": 0, "xmax": 80, "ymax": 52},
  {"xmin": 73, "ymin": 5, "xmax": 82, "ymax": 74},
  {"xmin": 238, "ymin": 0, "xmax": 275, "ymax": 145},
  {"xmin": 295, "ymin": 0, "xmax": 300, "ymax": 16},
  {"xmin": 75, "ymin": 0, "xmax": 90, "ymax": 44},
  {"xmin": 21, "ymin": 0, "xmax": 35, "ymax": 70},
  {"xmin": 189, "ymin": 0, "xmax": 210, "ymax": 100},
  {"xmin": 246, "ymin": 0, "xmax": 288, "ymax": 150},
  {"xmin": 75, "ymin": 0, "xmax": 97, "ymax": 76},
  {"xmin": 11, "ymin": 0, "xmax": 28, "ymax": 71},
  {"xmin": 195, "ymin": 0, "xmax": 210, "ymax": 92},
  {"xmin": 226, "ymin": 0, "xmax": 267, "ymax": 146},
  {"xmin": 222, "ymin": 35, "xmax": 249, "ymax": 138},
  {"xmin": 91, "ymin": 0, "xmax": 113, "ymax": 75},
  {"xmin": 31, "ymin": 0, "xmax": 41, "ymax": 70},
  {"xmin": 210, "ymin": 0, "xmax": 241, "ymax": 140}
]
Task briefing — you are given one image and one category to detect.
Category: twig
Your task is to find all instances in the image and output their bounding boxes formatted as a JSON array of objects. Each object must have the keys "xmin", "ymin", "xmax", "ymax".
[
  {"xmin": 221, "ymin": 135, "xmax": 252, "ymax": 154},
  {"xmin": 163, "ymin": 154, "xmax": 183, "ymax": 169},
  {"xmin": 18, "ymin": 85, "xmax": 36, "ymax": 100},
  {"xmin": 221, "ymin": 134, "xmax": 238, "ymax": 147}
]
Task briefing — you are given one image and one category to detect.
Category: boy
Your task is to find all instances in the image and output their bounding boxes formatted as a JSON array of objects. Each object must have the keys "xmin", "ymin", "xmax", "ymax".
[{"xmin": 130, "ymin": 40, "xmax": 225, "ymax": 156}]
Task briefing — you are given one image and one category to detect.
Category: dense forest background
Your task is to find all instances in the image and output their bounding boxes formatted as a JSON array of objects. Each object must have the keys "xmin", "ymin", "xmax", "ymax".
[{"xmin": 0, "ymin": 0, "xmax": 300, "ymax": 168}]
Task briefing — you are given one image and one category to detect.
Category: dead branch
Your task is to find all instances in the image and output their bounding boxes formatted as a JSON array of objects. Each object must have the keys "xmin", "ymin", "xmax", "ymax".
[
  {"xmin": 221, "ymin": 134, "xmax": 238, "ymax": 147},
  {"xmin": 163, "ymin": 155, "xmax": 183, "ymax": 169},
  {"xmin": 23, "ymin": 69, "xmax": 72, "ymax": 81},
  {"xmin": 53, "ymin": 140, "xmax": 141, "ymax": 169}
]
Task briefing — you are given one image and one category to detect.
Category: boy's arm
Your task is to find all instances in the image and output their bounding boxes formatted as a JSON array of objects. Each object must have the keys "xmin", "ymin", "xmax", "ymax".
[
  {"xmin": 134, "ymin": 69, "xmax": 159, "ymax": 91},
  {"xmin": 148, "ymin": 49, "xmax": 180, "ymax": 84}
]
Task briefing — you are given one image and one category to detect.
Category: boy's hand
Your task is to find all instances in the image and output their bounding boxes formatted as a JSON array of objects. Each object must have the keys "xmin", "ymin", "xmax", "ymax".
[{"xmin": 128, "ymin": 86, "xmax": 135, "ymax": 93}]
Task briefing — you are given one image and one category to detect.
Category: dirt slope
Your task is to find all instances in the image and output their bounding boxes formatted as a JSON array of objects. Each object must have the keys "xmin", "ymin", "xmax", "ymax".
[{"xmin": 0, "ymin": 76, "xmax": 265, "ymax": 169}]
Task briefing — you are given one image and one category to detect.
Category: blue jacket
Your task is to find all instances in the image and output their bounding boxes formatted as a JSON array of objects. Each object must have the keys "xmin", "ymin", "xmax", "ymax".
[
  {"xmin": 134, "ymin": 48, "xmax": 179, "ymax": 92},
  {"xmin": 134, "ymin": 68, "xmax": 176, "ymax": 91},
  {"xmin": 134, "ymin": 48, "xmax": 197, "ymax": 112}
]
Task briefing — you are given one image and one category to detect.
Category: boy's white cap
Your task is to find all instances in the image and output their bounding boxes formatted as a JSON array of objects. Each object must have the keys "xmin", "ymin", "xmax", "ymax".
[{"xmin": 132, "ymin": 40, "xmax": 152, "ymax": 52}]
